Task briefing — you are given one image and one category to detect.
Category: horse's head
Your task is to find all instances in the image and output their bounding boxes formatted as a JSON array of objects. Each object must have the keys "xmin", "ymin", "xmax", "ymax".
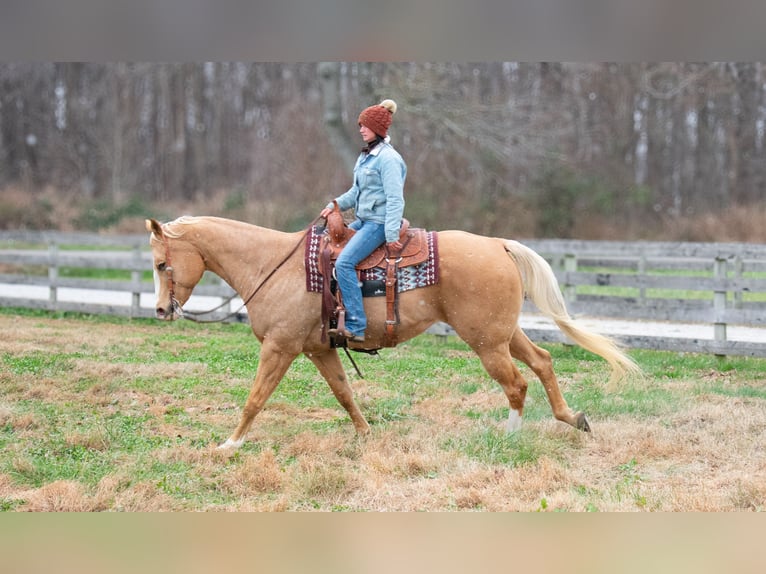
[{"xmin": 146, "ymin": 218, "xmax": 206, "ymax": 320}]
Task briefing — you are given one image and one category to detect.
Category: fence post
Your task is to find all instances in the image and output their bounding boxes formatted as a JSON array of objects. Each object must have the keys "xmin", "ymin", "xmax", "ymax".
[
  {"xmin": 733, "ymin": 255, "xmax": 743, "ymax": 310},
  {"xmin": 713, "ymin": 256, "xmax": 728, "ymax": 355},
  {"xmin": 638, "ymin": 254, "xmax": 647, "ymax": 307},
  {"xmin": 563, "ymin": 253, "xmax": 577, "ymax": 303},
  {"xmin": 48, "ymin": 240, "xmax": 58, "ymax": 309},
  {"xmin": 131, "ymin": 245, "xmax": 142, "ymax": 317}
]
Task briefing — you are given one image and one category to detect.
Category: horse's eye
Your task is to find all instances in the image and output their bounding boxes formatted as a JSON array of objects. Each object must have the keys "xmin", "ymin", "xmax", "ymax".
[{"xmin": 157, "ymin": 262, "xmax": 167, "ymax": 272}]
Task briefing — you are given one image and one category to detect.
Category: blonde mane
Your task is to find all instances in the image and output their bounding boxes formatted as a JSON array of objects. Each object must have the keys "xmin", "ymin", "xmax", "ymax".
[{"xmin": 162, "ymin": 216, "xmax": 201, "ymax": 238}]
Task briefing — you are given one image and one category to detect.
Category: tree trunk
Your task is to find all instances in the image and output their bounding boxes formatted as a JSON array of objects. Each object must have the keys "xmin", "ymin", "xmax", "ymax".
[{"xmin": 317, "ymin": 62, "xmax": 357, "ymax": 170}]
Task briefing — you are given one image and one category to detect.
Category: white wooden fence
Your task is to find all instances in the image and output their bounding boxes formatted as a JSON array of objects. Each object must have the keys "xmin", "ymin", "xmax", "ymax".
[
  {"xmin": 518, "ymin": 239, "xmax": 766, "ymax": 356},
  {"xmin": 0, "ymin": 230, "xmax": 238, "ymax": 320},
  {"xmin": 1, "ymin": 231, "xmax": 766, "ymax": 357}
]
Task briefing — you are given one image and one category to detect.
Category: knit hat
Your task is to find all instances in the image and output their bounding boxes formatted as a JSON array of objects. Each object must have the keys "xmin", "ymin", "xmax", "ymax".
[{"xmin": 358, "ymin": 99, "xmax": 398, "ymax": 138}]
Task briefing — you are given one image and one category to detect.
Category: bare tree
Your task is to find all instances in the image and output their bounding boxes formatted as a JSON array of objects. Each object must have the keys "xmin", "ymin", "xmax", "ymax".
[
  {"xmin": 2, "ymin": 62, "xmax": 766, "ymax": 237},
  {"xmin": 317, "ymin": 62, "xmax": 358, "ymax": 170}
]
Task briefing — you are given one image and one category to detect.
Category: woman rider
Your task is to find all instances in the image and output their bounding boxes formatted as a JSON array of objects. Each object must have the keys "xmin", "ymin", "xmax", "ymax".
[{"xmin": 320, "ymin": 99, "xmax": 407, "ymax": 342}]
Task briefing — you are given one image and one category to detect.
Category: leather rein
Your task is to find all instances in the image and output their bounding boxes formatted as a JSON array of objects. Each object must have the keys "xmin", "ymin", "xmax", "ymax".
[{"xmin": 159, "ymin": 216, "xmax": 322, "ymax": 324}]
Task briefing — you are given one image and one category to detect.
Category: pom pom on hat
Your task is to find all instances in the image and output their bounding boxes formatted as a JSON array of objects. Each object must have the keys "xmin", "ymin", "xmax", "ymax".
[
  {"xmin": 379, "ymin": 99, "xmax": 397, "ymax": 114},
  {"xmin": 358, "ymin": 99, "xmax": 398, "ymax": 137}
]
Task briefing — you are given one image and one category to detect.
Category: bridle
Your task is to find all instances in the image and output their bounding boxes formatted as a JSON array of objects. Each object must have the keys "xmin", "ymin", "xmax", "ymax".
[
  {"xmin": 156, "ymin": 216, "xmax": 322, "ymax": 324},
  {"xmin": 157, "ymin": 231, "xmax": 186, "ymax": 319},
  {"xmin": 155, "ymin": 215, "xmax": 368, "ymax": 378}
]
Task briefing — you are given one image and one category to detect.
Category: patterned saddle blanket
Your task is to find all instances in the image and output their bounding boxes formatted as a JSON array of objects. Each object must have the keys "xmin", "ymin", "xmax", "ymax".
[{"xmin": 304, "ymin": 226, "xmax": 440, "ymax": 296}]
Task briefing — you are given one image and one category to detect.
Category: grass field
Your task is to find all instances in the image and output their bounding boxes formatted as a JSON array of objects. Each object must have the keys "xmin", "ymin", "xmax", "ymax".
[{"xmin": 1, "ymin": 308, "xmax": 765, "ymax": 512}]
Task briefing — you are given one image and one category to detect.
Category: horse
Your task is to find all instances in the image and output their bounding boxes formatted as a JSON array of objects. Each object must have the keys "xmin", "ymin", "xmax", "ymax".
[{"xmin": 145, "ymin": 216, "xmax": 639, "ymax": 450}]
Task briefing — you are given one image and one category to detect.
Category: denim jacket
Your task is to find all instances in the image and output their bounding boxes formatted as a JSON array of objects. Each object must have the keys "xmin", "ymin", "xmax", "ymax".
[{"xmin": 331, "ymin": 139, "xmax": 407, "ymax": 243}]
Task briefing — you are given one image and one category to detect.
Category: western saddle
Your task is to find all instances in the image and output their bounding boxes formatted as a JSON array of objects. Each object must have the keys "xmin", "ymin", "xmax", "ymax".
[{"xmin": 318, "ymin": 202, "xmax": 430, "ymax": 348}]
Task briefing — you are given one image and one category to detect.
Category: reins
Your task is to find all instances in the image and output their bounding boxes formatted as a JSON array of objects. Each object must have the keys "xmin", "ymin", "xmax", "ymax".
[
  {"xmin": 161, "ymin": 215, "xmax": 323, "ymax": 324},
  {"xmin": 158, "ymin": 214, "xmax": 367, "ymax": 379}
]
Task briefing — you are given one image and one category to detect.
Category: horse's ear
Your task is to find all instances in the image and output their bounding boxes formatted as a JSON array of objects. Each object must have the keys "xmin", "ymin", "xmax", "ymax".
[{"xmin": 146, "ymin": 218, "xmax": 163, "ymax": 237}]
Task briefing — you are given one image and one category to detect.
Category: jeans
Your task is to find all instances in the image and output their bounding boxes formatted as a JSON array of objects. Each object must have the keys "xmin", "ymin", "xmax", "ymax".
[{"xmin": 335, "ymin": 219, "xmax": 386, "ymax": 336}]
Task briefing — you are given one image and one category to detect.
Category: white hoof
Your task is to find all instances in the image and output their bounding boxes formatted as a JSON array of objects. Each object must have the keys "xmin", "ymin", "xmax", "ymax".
[
  {"xmin": 506, "ymin": 409, "xmax": 523, "ymax": 433},
  {"xmin": 217, "ymin": 437, "xmax": 245, "ymax": 450}
]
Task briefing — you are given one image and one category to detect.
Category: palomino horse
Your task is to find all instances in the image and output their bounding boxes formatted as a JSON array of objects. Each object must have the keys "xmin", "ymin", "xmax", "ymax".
[{"xmin": 146, "ymin": 216, "xmax": 639, "ymax": 450}]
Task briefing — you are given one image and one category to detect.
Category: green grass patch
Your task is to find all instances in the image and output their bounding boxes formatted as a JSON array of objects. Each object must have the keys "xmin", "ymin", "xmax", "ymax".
[
  {"xmin": 631, "ymin": 348, "xmax": 766, "ymax": 380},
  {"xmin": 566, "ymin": 378, "xmax": 676, "ymax": 418},
  {"xmin": 1, "ymin": 309, "xmax": 765, "ymax": 511},
  {"xmin": 447, "ymin": 427, "xmax": 568, "ymax": 467},
  {"xmin": 573, "ymin": 265, "xmax": 766, "ymax": 302},
  {"xmin": 3, "ymin": 353, "xmax": 75, "ymax": 376}
]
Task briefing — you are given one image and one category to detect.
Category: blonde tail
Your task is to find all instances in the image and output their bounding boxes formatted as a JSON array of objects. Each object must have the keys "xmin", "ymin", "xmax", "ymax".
[{"xmin": 504, "ymin": 240, "xmax": 641, "ymax": 384}]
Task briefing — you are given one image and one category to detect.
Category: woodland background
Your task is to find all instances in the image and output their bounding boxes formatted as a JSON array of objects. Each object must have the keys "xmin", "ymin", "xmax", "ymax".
[{"xmin": 1, "ymin": 62, "xmax": 764, "ymax": 241}]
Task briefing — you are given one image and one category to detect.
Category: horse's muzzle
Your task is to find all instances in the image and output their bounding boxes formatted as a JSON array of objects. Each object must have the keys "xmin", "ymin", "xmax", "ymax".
[
  {"xmin": 156, "ymin": 300, "xmax": 182, "ymax": 321},
  {"xmin": 155, "ymin": 307, "xmax": 174, "ymax": 320}
]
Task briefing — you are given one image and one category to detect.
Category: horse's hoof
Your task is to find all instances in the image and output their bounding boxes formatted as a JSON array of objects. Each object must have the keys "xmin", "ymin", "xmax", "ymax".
[
  {"xmin": 217, "ymin": 437, "xmax": 244, "ymax": 450},
  {"xmin": 574, "ymin": 412, "xmax": 591, "ymax": 433}
]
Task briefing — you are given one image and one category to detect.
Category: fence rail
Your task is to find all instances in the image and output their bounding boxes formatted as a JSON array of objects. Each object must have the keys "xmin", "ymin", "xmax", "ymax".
[{"xmin": 2, "ymin": 231, "xmax": 766, "ymax": 356}]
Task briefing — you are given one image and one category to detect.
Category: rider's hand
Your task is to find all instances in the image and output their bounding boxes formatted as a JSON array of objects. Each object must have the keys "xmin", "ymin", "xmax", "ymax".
[
  {"xmin": 387, "ymin": 241, "xmax": 403, "ymax": 251},
  {"xmin": 320, "ymin": 207, "xmax": 332, "ymax": 218}
]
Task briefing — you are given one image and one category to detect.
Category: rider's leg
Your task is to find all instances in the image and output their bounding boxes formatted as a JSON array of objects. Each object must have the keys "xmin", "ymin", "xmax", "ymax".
[{"xmin": 334, "ymin": 219, "xmax": 385, "ymax": 337}]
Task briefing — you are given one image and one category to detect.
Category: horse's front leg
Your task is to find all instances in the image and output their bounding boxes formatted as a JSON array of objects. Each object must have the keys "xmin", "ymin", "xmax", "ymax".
[
  {"xmin": 219, "ymin": 341, "xmax": 299, "ymax": 450},
  {"xmin": 307, "ymin": 349, "xmax": 370, "ymax": 435}
]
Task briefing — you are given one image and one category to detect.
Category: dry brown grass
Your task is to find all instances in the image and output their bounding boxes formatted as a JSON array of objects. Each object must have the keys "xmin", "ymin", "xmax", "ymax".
[
  {"xmin": 570, "ymin": 204, "xmax": 766, "ymax": 242},
  {"xmin": 1, "ymin": 312, "xmax": 765, "ymax": 512}
]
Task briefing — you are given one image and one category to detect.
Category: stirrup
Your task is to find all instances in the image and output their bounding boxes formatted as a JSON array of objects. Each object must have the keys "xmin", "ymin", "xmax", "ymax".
[{"xmin": 328, "ymin": 327, "xmax": 365, "ymax": 343}]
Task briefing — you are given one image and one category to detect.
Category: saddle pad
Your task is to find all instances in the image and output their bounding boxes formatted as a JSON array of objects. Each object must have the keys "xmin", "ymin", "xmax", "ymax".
[{"xmin": 305, "ymin": 226, "xmax": 440, "ymax": 294}]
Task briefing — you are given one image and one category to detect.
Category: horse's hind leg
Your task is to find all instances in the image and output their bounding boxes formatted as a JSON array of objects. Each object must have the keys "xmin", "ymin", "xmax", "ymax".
[
  {"xmin": 471, "ymin": 343, "xmax": 530, "ymax": 432},
  {"xmin": 307, "ymin": 350, "xmax": 371, "ymax": 435},
  {"xmin": 509, "ymin": 328, "xmax": 591, "ymax": 432}
]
